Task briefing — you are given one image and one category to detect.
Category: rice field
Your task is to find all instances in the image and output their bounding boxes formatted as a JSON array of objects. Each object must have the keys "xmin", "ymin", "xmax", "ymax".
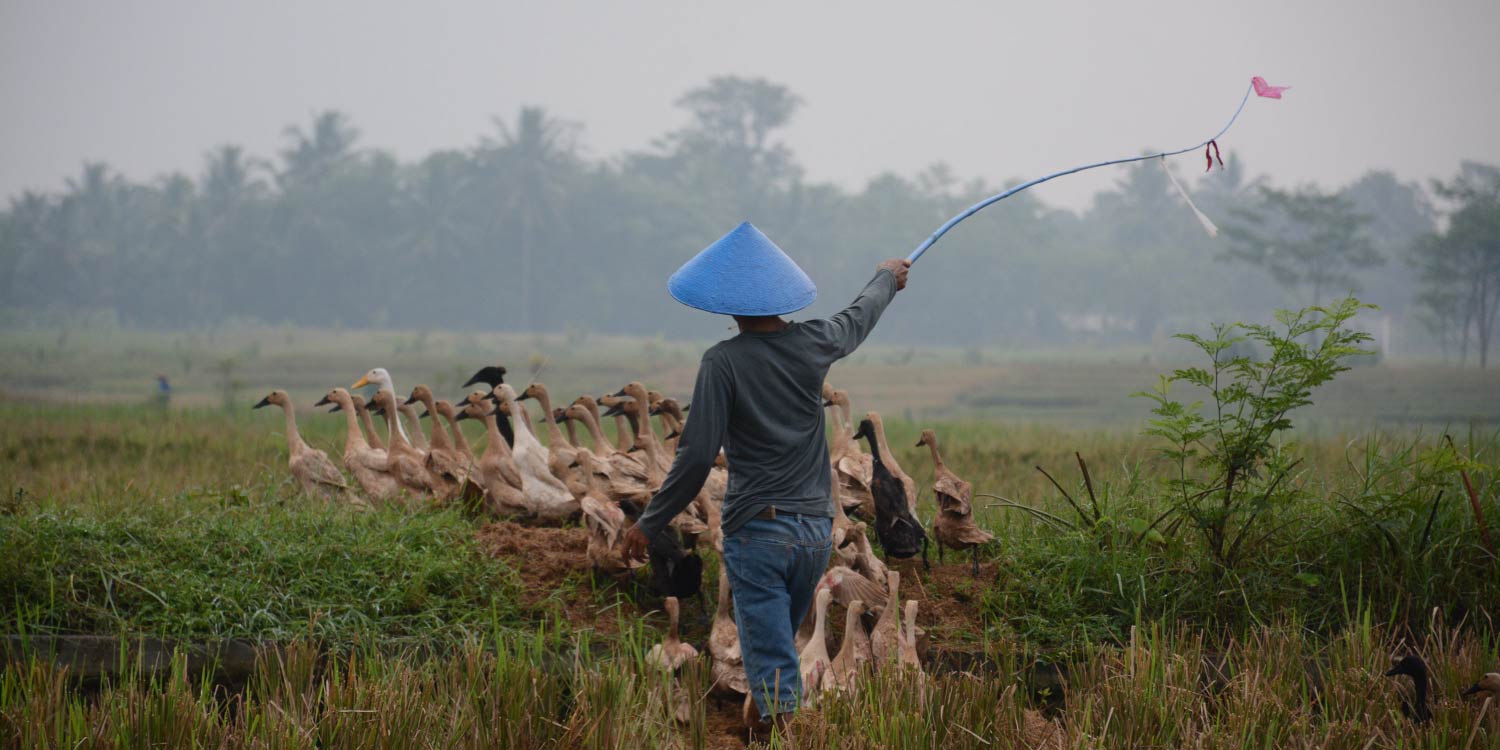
[{"xmin": 2, "ymin": 325, "xmax": 1498, "ymax": 748}]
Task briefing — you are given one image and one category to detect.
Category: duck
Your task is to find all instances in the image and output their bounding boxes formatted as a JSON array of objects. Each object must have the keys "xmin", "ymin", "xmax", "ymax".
[
  {"xmin": 918, "ymin": 429, "xmax": 994, "ymax": 576},
  {"xmin": 431, "ymin": 398, "xmax": 485, "ymax": 504},
  {"xmin": 367, "ymin": 388, "xmax": 439, "ymax": 496},
  {"xmin": 1462, "ymin": 671, "xmax": 1500, "ymax": 699},
  {"xmin": 854, "ymin": 417, "xmax": 928, "ymax": 566},
  {"xmin": 828, "ymin": 389, "xmax": 874, "ymax": 516},
  {"xmin": 253, "ymin": 390, "xmax": 357, "ymax": 502},
  {"xmin": 597, "ymin": 393, "xmax": 640, "ymax": 454},
  {"xmin": 817, "ymin": 565, "xmax": 890, "ymax": 618},
  {"xmin": 491, "ymin": 384, "xmax": 578, "ymax": 522},
  {"xmin": 796, "ymin": 587, "xmax": 833, "ymax": 704},
  {"xmin": 1385, "ymin": 654, "xmax": 1433, "ymax": 724},
  {"xmin": 316, "ymin": 387, "xmax": 400, "ymax": 503},
  {"xmin": 646, "ymin": 596, "xmax": 700, "ymax": 672},
  {"xmin": 849, "ymin": 521, "xmax": 891, "ymax": 588},
  {"xmin": 460, "ymin": 364, "xmax": 513, "ymax": 446},
  {"xmin": 517, "ymin": 382, "xmax": 586, "ymax": 497},
  {"xmin": 825, "ymin": 600, "xmax": 869, "ymax": 694},
  {"xmin": 352, "ymin": 368, "xmax": 425, "ymax": 457},
  {"xmin": 897, "ymin": 600, "xmax": 923, "ymax": 675},
  {"xmin": 708, "ymin": 568, "xmax": 749, "ymax": 698},
  {"xmin": 572, "ymin": 450, "xmax": 642, "ymax": 577},
  {"xmin": 562, "ymin": 403, "xmax": 652, "ymax": 506},
  {"xmin": 347, "ymin": 394, "xmax": 386, "ymax": 451},
  {"xmin": 405, "ymin": 385, "xmax": 467, "ymax": 494},
  {"xmin": 552, "ymin": 407, "xmax": 581, "ymax": 448},
  {"xmin": 651, "ymin": 398, "xmax": 687, "ymax": 454},
  {"xmin": 456, "ymin": 395, "xmax": 529, "ymax": 518},
  {"xmin": 870, "ymin": 571, "xmax": 903, "ymax": 666}
]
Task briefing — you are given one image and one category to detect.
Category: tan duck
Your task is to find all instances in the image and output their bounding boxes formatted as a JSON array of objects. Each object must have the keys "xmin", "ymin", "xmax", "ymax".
[
  {"xmin": 594, "ymin": 392, "xmax": 637, "ymax": 454},
  {"xmin": 825, "ymin": 599, "xmax": 869, "ymax": 694},
  {"xmin": 492, "ymin": 384, "xmax": 578, "ymax": 522},
  {"xmin": 1463, "ymin": 672, "xmax": 1500, "ymax": 699},
  {"xmin": 829, "ymin": 389, "xmax": 874, "ymax": 515},
  {"xmin": 517, "ymin": 382, "xmax": 586, "ymax": 497},
  {"xmin": 253, "ymin": 390, "xmax": 355, "ymax": 501},
  {"xmin": 552, "ymin": 407, "xmax": 581, "ymax": 448},
  {"xmin": 817, "ymin": 565, "xmax": 889, "ymax": 618},
  {"xmin": 919, "ymin": 428, "xmax": 994, "ymax": 576},
  {"xmin": 367, "ymin": 388, "xmax": 438, "ymax": 496},
  {"xmin": 708, "ymin": 568, "xmax": 749, "ymax": 698},
  {"xmin": 317, "ymin": 387, "xmax": 400, "ymax": 503},
  {"xmin": 897, "ymin": 600, "xmax": 923, "ymax": 675},
  {"xmin": 405, "ymin": 385, "xmax": 467, "ymax": 494},
  {"xmin": 617, "ymin": 381, "xmax": 674, "ymax": 473},
  {"xmin": 651, "ymin": 397, "xmax": 687, "ymax": 454},
  {"xmin": 573, "ymin": 450, "xmax": 642, "ymax": 577},
  {"xmin": 797, "ymin": 587, "xmax": 833, "ymax": 703},
  {"xmin": 870, "ymin": 570, "xmax": 902, "ymax": 665},
  {"xmin": 457, "ymin": 395, "xmax": 528, "ymax": 517},
  {"xmin": 562, "ymin": 403, "xmax": 652, "ymax": 506},
  {"xmin": 646, "ymin": 596, "xmax": 700, "ymax": 672},
  {"xmin": 850, "ymin": 521, "xmax": 891, "ymax": 591}
]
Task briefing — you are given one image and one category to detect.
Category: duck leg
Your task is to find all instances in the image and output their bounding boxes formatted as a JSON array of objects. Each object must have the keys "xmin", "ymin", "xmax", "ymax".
[
  {"xmin": 936, "ymin": 538, "xmax": 944, "ymax": 565},
  {"xmin": 971, "ymin": 546, "xmax": 980, "ymax": 577},
  {"xmin": 921, "ymin": 537, "xmax": 930, "ymax": 571}
]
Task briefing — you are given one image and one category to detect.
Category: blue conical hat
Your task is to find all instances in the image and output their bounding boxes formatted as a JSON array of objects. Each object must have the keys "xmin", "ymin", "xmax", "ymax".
[{"xmin": 668, "ymin": 222, "xmax": 817, "ymax": 316}]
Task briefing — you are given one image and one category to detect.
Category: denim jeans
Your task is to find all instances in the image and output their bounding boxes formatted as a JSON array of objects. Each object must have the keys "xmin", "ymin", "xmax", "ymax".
[{"xmin": 722, "ymin": 510, "xmax": 833, "ymax": 718}]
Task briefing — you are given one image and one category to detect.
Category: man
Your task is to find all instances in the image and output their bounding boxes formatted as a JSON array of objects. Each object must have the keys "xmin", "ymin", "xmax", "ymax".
[{"xmin": 623, "ymin": 221, "xmax": 909, "ymax": 728}]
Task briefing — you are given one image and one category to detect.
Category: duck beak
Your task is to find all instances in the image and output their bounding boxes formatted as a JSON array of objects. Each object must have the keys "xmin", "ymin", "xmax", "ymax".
[
  {"xmin": 648, "ymin": 404, "xmax": 661, "ymax": 415},
  {"xmin": 915, "ymin": 440, "xmax": 924, "ymax": 447},
  {"xmin": 681, "ymin": 403, "xmax": 689, "ymax": 413},
  {"xmin": 403, "ymin": 393, "xmax": 419, "ymax": 406},
  {"xmin": 328, "ymin": 404, "xmax": 343, "ymax": 413},
  {"xmin": 627, "ymin": 445, "xmax": 641, "ymax": 453},
  {"xmin": 455, "ymin": 411, "xmax": 472, "ymax": 422},
  {"xmin": 419, "ymin": 410, "xmax": 430, "ymax": 419},
  {"xmin": 568, "ymin": 459, "xmax": 580, "ymax": 469},
  {"xmin": 314, "ymin": 395, "xmax": 332, "ymax": 407},
  {"xmin": 351, "ymin": 376, "xmax": 370, "ymax": 390},
  {"xmin": 252, "ymin": 396, "xmax": 271, "ymax": 409},
  {"xmin": 1383, "ymin": 667, "xmax": 1400, "ymax": 677},
  {"xmin": 370, "ymin": 407, "xmax": 385, "ymax": 417},
  {"xmin": 603, "ymin": 403, "xmax": 624, "ymax": 418},
  {"xmin": 1462, "ymin": 684, "xmax": 1480, "ymax": 696},
  {"xmin": 553, "ymin": 413, "xmax": 568, "ymax": 424},
  {"xmin": 612, "ymin": 388, "xmax": 627, "ymax": 398},
  {"xmin": 823, "ymin": 399, "xmax": 834, "ymax": 407},
  {"xmin": 666, "ymin": 430, "xmax": 681, "ymax": 441}
]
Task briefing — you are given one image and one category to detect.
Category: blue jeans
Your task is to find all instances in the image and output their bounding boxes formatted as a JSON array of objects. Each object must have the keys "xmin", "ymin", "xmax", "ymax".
[{"xmin": 722, "ymin": 511, "xmax": 832, "ymax": 718}]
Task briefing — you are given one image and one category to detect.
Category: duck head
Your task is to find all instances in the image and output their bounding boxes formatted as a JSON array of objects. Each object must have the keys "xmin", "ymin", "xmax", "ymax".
[{"xmin": 253, "ymin": 390, "xmax": 291, "ymax": 410}]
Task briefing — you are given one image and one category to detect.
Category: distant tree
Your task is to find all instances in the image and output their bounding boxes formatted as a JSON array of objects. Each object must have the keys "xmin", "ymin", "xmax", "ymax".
[
  {"xmin": 480, "ymin": 107, "xmax": 580, "ymax": 331},
  {"xmin": 277, "ymin": 111, "xmax": 359, "ymax": 189},
  {"xmin": 1411, "ymin": 162, "xmax": 1500, "ymax": 367},
  {"xmin": 1222, "ymin": 185, "xmax": 1383, "ymax": 308}
]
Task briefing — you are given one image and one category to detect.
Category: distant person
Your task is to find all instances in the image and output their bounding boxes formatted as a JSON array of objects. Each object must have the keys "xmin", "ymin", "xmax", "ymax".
[
  {"xmin": 622, "ymin": 222, "xmax": 909, "ymax": 732},
  {"xmin": 154, "ymin": 374, "xmax": 171, "ymax": 410}
]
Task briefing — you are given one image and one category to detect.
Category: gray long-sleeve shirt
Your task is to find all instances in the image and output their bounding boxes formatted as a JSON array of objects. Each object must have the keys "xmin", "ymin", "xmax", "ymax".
[{"xmin": 635, "ymin": 268, "xmax": 899, "ymax": 541}]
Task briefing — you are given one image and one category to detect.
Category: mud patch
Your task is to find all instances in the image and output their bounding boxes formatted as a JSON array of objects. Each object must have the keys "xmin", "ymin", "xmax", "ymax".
[{"xmin": 474, "ymin": 521, "xmax": 634, "ymax": 634}]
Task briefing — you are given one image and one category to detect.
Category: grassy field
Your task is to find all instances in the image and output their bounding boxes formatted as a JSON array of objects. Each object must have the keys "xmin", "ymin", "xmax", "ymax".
[{"xmin": 2, "ymin": 323, "xmax": 1499, "ymax": 748}]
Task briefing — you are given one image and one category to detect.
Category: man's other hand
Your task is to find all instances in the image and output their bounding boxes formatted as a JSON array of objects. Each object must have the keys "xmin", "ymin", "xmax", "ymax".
[
  {"xmin": 623, "ymin": 524, "xmax": 651, "ymax": 562},
  {"xmin": 877, "ymin": 259, "xmax": 911, "ymax": 290}
]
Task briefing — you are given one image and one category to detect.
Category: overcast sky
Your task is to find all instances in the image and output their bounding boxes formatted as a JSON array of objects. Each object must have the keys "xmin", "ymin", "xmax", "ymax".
[{"xmin": 3, "ymin": 0, "xmax": 1497, "ymax": 212}]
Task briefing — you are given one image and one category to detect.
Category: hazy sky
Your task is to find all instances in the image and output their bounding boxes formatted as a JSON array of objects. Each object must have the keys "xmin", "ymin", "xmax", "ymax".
[{"xmin": 3, "ymin": 0, "xmax": 1498, "ymax": 211}]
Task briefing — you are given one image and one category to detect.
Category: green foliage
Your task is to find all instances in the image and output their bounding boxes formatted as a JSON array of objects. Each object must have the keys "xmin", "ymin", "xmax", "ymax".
[
  {"xmin": 0, "ymin": 502, "xmax": 525, "ymax": 644},
  {"xmin": 1135, "ymin": 297, "xmax": 1377, "ymax": 571}
]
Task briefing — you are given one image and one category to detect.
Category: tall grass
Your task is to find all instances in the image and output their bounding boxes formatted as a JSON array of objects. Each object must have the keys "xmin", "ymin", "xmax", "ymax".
[{"xmin": 4, "ymin": 623, "xmax": 1495, "ymax": 749}]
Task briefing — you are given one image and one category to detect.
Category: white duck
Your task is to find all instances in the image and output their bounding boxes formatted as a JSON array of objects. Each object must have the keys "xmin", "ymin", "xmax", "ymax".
[{"xmin": 492, "ymin": 384, "xmax": 578, "ymax": 522}]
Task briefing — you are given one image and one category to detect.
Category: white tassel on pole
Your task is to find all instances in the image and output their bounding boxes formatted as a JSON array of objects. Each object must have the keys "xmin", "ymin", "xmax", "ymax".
[{"xmin": 1161, "ymin": 156, "xmax": 1219, "ymax": 238}]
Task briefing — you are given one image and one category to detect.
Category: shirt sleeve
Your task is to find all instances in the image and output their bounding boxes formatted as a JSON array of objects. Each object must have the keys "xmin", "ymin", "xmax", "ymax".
[
  {"xmin": 634, "ymin": 351, "xmax": 732, "ymax": 541},
  {"xmin": 813, "ymin": 268, "xmax": 899, "ymax": 360}
]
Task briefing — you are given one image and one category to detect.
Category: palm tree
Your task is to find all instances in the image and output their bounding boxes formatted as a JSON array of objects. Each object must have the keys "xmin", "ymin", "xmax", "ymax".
[{"xmin": 480, "ymin": 107, "xmax": 579, "ymax": 331}]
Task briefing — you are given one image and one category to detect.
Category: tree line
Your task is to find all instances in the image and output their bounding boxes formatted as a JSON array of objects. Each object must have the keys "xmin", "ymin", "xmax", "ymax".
[{"xmin": 2, "ymin": 76, "xmax": 1496, "ymax": 365}]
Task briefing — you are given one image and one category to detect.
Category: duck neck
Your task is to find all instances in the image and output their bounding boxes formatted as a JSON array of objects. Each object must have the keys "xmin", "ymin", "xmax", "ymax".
[
  {"xmin": 812, "ymin": 595, "xmax": 828, "ymax": 640},
  {"xmin": 355, "ymin": 405, "xmax": 385, "ymax": 450},
  {"xmin": 531, "ymin": 388, "xmax": 566, "ymax": 447},
  {"xmin": 338, "ymin": 399, "xmax": 368, "ymax": 451},
  {"xmin": 415, "ymin": 395, "xmax": 451, "ymax": 450},
  {"xmin": 860, "ymin": 430, "xmax": 886, "ymax": 471},
  {"xmin": 925, "ymin": 436, "xmax": 945, "ymax": 468},
  {"xmin": 279, "ymin": 403, "xmax": 305, "ymax": 451},
  {"xmin": 871, "ymin": 419, "xmax": 895, "ymax": 466},
  {"xmin": 715, "ymin": 574, "xmax": 732, "ymax": 620},
  {"xmin": 481, "ymin": 412, "xmax": 513, "ymax": 458},
  {"xmin": 578, "ymin": 410, "xmax": 615, "ymax": 455},
  {"xmin": 613, "ymin": 414, "xmax": 633, "ymax": 453},
  {"xmin": 398, "ymin": 405, "xmax": 427, "ymax": 449},
  {"xmin": 442, "ymin": 411, "xmax": 471, "ymax": 455},
  {"xmin": 511, "ymin": 399, "xmax": 536, "ymax": 439},
  {"xmin": 381, "ymin": 403, "xmax": 412, "ymax": 451},
  {"xmin": 562, "ymin": 418, "xmax": 579, "ymax": 447}
]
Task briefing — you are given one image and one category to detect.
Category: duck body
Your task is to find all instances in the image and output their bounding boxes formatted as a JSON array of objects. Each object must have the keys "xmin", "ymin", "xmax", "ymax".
[
  {"xmin": 254, "ymin": 390, "xmax": 353, "ymax": 501},
  {"xmin": 797, "ymin": 588, "xmax": 833, "ymax": 704},
  {"xmin": 708, "ymin": 569, "xmax": 749, "ymax": 698},
  {"xmin": 319, "ymin": 388, "xmax": 400, "ymax": 503},
  {"xmin": 856, "ymin": 418, "xmax": 927, "ymax": 564},
  {"xmin": 1385, "ymin": 655, "xmax": 1432, "ymax": 724},
  {"xmin": 459, "ymin": 396, "xmax": 529, "ymax": 517},
  {"xmin": 493, "ymin": 384, "xmax": 578, "ymax": 522},
  {"xmin": 919, "ymin": 429, "xmax": 993, "ymax": 575}
]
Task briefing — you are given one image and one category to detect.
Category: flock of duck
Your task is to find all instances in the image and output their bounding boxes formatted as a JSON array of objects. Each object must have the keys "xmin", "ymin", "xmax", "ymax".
[
  {"xmin": 253, "ymin": 364, "xmax": 1500, "ymax": 728},
  {"xmin": 254, "ymin": 364, "xmax": 997, "ymax": 711}
]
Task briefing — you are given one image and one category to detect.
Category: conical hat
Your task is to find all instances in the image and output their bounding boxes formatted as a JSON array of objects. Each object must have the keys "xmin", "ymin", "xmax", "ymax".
[{"xmin": 668, "ymin": 222, "xmax": 817, "ymax": 316}]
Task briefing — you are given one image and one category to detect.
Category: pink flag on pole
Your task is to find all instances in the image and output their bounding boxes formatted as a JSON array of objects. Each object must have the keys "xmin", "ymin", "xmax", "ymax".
[{"xmin": 1251, "ymin": 76, "xmax": 1290, "ymax": 99}]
